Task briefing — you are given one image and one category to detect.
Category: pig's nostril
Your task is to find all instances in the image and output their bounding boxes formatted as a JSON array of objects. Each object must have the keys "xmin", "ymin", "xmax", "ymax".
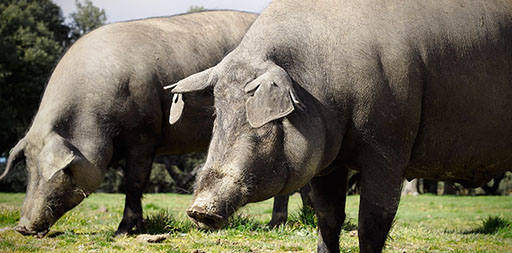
[
  {"xmin": 14, "ymin": 225, "xmax": 49, "ymax": 237},
  {"xmin": 187, "ymin": 207, "xmax": 225, "ymax": 229},
  {"xmin": 14, "ymin": 225, "xmax": 31, "ymax": 236},
  {"xmin": 187, "ymin": 206, "xmax": 206, "ymax": 218}
]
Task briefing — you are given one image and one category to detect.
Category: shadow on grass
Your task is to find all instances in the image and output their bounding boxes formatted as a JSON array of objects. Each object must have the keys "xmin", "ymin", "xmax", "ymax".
[
  {"xmin": 47, "ymin": 231, "xmax": 65, "ymax": 238},
  {"xmin": 47, "ymin": 230, "xmax": 115, "ymax": 238},
  {"xmin": 464, "ymin": 216, "xmax": 512, "ymax": 238}
]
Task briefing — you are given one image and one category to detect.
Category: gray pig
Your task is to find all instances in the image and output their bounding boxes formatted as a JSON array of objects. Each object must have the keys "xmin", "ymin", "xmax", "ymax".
[
  {"xmin": 0, "ymin": 10, "xmax": 256, "ymax": 237},
  {"xmin": 169, "ymin": 1, "xmax": 512, "ymax": 252}
]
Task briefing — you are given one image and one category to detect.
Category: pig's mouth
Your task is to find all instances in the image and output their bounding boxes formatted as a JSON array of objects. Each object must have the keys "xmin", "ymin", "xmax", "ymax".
[
  {"xmin": 187, "ymin": 208, "xmax": 227, "ymax": 230},
  {"xmin": 14, "ymin": 224, "xmax": 49, "ymax": 238}
]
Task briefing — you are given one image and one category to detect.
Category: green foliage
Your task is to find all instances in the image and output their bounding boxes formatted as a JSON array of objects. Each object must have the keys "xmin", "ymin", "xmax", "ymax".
[
  {"xmin": 288, "ymin": 205, "xmax": 317, "ymax": 228},
  {"xmin": 97, "ymin": 167, "xmax": 124, "ymax": 193},
  {"xmin": 0, "ymin": 163, "xmax": 26, "ymax": 192},
  {"xmin": 0, "ymin": 0, "xmax": 69, "ymax": 155},
  {"xmin": 225, "ymin": 213, "xmax": 266, "ymax": 231},
  {"xmin": 188, "ymin": 5, "xmax": 206, "ymax": 13},
  {"xmin": 146, "ymin": 163, "xmax": 174, "ymax": 193},
  {"xmin": 96, "ymin": 153, "xmax": 206, "ymax": 194},
  {"xmin": 143, "ymin": 210, "xmax": 192, "ymax": 234},
  {"xmin": 470, "ymin": 216, "xmax": 512, "ymax": 238},
  {"xmin": 96, "ymin": 163, "xmax": 178, "ymax": 194},
  {"xmin": 151, "ymin": 153, "xmax": 206, "ymax": 194},
  {"xmin": 176, "ymin": 153, "xmax": 206, "ymax": 175},
  {"xmin": 286, "ymin": 204, "xmax": 359, "ymax": 231},
  {"xmin": 69, "ymin": 0, "xmax": 106, "ymax": 41},
  {"xmin": 0, "ymin": 208, "xmax": 19, "ymax": 226}
]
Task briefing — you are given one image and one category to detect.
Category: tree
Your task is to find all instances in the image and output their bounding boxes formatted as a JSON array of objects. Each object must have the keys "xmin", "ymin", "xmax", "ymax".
[
  {"xmin": 188, "ymin": 5, "xmax": 206, "ymax": 13},
  {"xmin": 0, "ymin": 0, "xmax": 70, "ymax": 156},
  {"xmin": 69, "ymin": 0, "xmax": 106, "ymax": 41},
  {"xmin": 0, "ymin": 0, "xmax": 71, "ymax": 191}
]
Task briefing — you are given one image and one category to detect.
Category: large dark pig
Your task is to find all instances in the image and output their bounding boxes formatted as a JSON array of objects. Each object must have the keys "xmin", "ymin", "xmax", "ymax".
[
  {"xmin": 169, "ymin": 0, "xmax": 512, "ymax": 252},
  {"xmin": 0, "ymin": 10, "xmax": 256, "ymax": 237}
]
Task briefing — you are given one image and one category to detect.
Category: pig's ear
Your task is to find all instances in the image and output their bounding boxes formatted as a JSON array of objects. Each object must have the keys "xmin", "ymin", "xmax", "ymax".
[
  {"xmin": 0, "ymin": 139, "xmax": 26, "ymax": 180},
  {"xmin": 164, "ymin": 67, "xmax": 217, "ymax": 124},
  {"xmin": 39, "ymin": 133, "xmax": 79, "ymax": 181},
  {"xmin": 165, "ymin": 67, "xmax": 217, "ymax": 93},
  {"xmin": 245, "ymin": 65, "xmax": 302, "ymax": 128}
]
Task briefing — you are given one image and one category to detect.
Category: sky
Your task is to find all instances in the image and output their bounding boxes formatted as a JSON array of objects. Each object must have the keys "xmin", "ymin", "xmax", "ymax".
[{"xmin": 53, "ymin": 0, "xmax": 272, "ymax": 23}]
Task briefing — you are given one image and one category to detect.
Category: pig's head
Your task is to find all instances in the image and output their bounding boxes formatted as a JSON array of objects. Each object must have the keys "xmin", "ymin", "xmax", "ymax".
[
  {"xmin": 169, "ymin": 59, "xmax": 329, "ymax": 229},
  {"xmin": 0, "ymin": 132, "xmax": 105, "ymax": 237}
]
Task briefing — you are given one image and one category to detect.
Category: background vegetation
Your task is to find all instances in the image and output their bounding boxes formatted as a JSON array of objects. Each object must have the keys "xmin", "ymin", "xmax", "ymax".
[
  {"xmin": 0, "ymin": 0, "xmax": 107, "ymax": 155},
  {"xmin": 0, "ymin": 0, "xmax": 70, "ymax": 156}
]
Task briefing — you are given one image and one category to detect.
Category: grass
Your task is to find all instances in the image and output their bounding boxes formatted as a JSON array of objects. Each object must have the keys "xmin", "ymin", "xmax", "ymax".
[
  {"xmin": 142, "ymin": 210, "xmax": 192, "ymax": 234},
  {"xmin": 0, "ymin": 193, "xmax": 511, "ymax": 252},
  {"xmin": 468, "ymin": 216, "xmax": 512, "ymax": 238},
  {"xmin": 288, "ymin": 205, "xmax": 317, "ymax": 228}
]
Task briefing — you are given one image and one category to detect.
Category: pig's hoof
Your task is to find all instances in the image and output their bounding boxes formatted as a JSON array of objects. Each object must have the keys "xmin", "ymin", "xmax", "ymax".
[
  {"xmin": 114, "ymin": 229, "xmax": 129, "ymax": 236},
  {"xmin": 115, "ymin": 217, "xmax": 145, "ymax": 236},
  {"xmin": 268, "ymin": 221, "xmax": 285, "ymax": 228}
]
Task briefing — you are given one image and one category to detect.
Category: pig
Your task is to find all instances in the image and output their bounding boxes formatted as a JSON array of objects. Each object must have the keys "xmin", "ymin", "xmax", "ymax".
[
  {"xmin": 0, "ymin": 10, "xmax": 256, "ymax": 237},
  {"xmin": 168, "ymin": 0, "xmax": 512, "ymax": 252}
]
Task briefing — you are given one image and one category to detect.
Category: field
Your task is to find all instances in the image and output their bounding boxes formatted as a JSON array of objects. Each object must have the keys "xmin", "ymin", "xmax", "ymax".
[{"xmin": 0, "ymin": 193, "xmax": 511, "ymax": 252}]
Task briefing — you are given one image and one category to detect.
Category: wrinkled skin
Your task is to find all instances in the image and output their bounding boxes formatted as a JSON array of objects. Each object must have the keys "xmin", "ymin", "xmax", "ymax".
[
  {"xmin": 171, "ymin": 0, "xmax": 512, "ymax": 252},
  {"xmin": 0, "ymin": 11, "xmax": 257, "ymax": 237}
]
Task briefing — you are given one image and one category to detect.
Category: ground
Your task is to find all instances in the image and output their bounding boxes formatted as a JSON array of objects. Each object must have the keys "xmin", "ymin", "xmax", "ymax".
[{"xmin": 0, "ymin": 193, "xmax": 511, "ymax": 252}]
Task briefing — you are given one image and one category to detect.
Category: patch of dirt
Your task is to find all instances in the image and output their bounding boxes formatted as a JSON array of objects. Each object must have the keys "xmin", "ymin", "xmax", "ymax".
[{"xmin": 136, "ymin": 233, "xmax": 169, "ymax": 243}]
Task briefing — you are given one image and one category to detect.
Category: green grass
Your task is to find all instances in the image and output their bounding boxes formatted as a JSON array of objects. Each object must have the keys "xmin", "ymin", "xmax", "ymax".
[
  {"xmin": 468, "ymin": 216, "xmax": 512, "ymax": 238},
  {"xmin": 142, "ymin": 210, "xmax": 192, "ymax": 234},
  {"xmin": 0, "ymin": 193, "xmax": 511, "ymax": 252},
  {"xmin": 288, "ymin": 205, "xmax": 317, "ymax": 228}
]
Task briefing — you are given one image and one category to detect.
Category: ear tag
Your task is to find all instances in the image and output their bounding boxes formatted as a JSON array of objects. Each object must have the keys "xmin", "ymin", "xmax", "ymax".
[{"xmin": 169, "ymin": 93, "xmax": 185, "ymax": 125}]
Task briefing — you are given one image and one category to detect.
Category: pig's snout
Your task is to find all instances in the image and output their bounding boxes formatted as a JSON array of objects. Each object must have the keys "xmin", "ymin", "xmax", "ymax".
[
  {"xmin": 14, "ymin": 224, "xmax": 48, "ymax": 238},
  {"xmin": 15, "ymin": 217, "xmax": 49, "ymax": 237},
  {"xmin": 187, "ymin": 206, "xmax": 226, "ymax": 230}
]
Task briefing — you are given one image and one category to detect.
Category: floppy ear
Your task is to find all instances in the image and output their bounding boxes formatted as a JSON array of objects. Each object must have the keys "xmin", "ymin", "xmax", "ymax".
[
  {"xmin": 164, "ymin": 67, "xmax": 217, "ymax": 93},
  {"xmin": 164, "ymin": 67, "xmax": 217, "ymax": 125},
  {"xmin": 245, "ymin": 65, "xmax": 301, "ymax": 128},
  {"xmin": 0, "ymin": 139, "xmax": 26, "ymax": 180},
  {"xmin": 39, "ymin": 134, "xmax": 79, "ymax": 181}
]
